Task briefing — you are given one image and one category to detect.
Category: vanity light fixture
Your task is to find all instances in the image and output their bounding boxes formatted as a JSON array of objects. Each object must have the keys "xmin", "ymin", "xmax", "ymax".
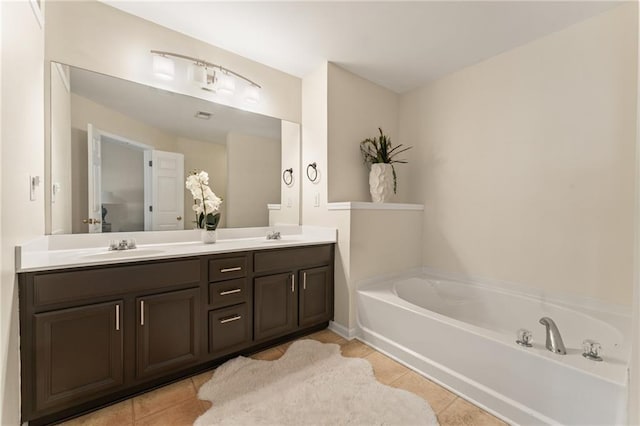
[
  {"xmin": 151, "ymin": 50, "xmax": 261, "ymax": 102},
  {"xmin": 152, "ymin": 54, "xmax": 175, "ymax": 81}
]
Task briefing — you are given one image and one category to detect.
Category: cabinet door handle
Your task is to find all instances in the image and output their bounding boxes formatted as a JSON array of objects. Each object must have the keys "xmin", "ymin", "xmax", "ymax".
[
  {"xmin": 219, "ymin": 315, "xmax": 242, "ymax": 324},
  {"xmin": 140, "ymin": 300, "xmax": 145, "ymax": 326},
  {"xmin": 220, "ymin": 266, "xmax": 242, "ymax": 273},
  {"xmin": 115, "ymin": 304, "xmax": 120, "ymax": 331},
  {"xmin": 220, "ymin": 289, "xmax": 241, "ymax": 296},
  {"xmin": 303, "ymin": 272, "xmax": 307, "ymax": 290},
  {"xmin": 291, "ymin": 274, "xmax": 295, "ymax": 293}
]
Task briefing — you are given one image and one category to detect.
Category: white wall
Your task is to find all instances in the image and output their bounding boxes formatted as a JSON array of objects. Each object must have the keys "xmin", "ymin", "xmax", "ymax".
[
  {"xmin": 327, "ymin": 64, "xmax": 405, "ymax": 202},
  {"xmin": 50, "ymin": 63, "xmax": 72, "ymax": 234},
  {"xmin": 1, "ymin": 1, "xmax": 45, "ymax": 424},
  {"xmin": 226, "ymin": 132, "xmax": 280, "ymax": 227},
  {"xmin": 399, "ymin": 3, "xmax": 638, "ymax": 306},
  {"xmin": 270, "ymin": 120, "xmax": 301, "ymax": 225}
]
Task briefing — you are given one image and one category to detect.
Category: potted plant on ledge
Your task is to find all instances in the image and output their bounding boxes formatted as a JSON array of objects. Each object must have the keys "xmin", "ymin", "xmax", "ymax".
[{"xmin": 360, "ymin": 128, "xmax": 412, "ymax": 203}]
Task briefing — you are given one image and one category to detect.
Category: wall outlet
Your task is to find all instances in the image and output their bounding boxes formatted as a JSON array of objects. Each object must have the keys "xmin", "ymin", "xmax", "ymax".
[{"xmin": 313, "ymin": 192, "xmax": 320, "ymax": 207}]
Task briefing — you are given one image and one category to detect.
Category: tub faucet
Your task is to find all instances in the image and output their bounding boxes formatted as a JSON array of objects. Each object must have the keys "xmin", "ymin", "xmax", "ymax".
[{"xmin": 539, "ymin": 317, "xmax": 566, "ymax": 355}]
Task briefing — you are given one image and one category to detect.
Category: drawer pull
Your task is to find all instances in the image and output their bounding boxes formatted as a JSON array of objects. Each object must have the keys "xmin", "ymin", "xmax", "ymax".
[
  {"xmin": 220, "ymin": 289, "xmax": 241, "ymax": 296},
  {"xmin": 220, "ymin": 266, "xmax": 242, "ymax": 273},
  {"xmin": 219, "ymin": 315, "xmax": 242, "ymax": 324},
  {"xmin": 115, "ymin": 304, "xmax": 120, "ymax": 331}
]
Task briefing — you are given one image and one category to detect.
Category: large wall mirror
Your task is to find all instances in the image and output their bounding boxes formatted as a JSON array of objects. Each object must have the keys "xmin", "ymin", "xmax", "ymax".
[{"xmin": 48, "ymin": 62, "xmax": 300, "ymax": 234}]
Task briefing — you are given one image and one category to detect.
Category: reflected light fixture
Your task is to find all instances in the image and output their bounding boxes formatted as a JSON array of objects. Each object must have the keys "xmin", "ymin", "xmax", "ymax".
[
  {"xmin": 152, "ymin": 54, "xmax": 175, "ymax": 81},
  {"xmin": 151, "ymin": 50, "xmax": 261, "ymax": 103}
]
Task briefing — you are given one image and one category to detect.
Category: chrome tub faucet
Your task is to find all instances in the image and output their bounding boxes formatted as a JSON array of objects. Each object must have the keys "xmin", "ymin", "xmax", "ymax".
[{"xmin": 539, "ymin": 317, "xmax": 566, "ymax": 355}]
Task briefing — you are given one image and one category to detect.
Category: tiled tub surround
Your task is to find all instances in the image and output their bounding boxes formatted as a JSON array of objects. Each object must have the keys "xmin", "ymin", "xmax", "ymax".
[
  {"xmin": 16, "ymin": 225, "xmax": 336, "ymax": 272},
  {"xmin": 357, "ymin": 270, "xmax": 631, "ymax": 425}
]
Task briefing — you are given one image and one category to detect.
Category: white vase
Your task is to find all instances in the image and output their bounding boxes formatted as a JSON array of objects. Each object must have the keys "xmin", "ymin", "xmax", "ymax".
[
  {"xmin": 201, "ymin": 229, "xmax": 217, "ymax": 244},
  {"xmin": 369, "ymin": 163, "xmax": 394, "ymax": 203}
]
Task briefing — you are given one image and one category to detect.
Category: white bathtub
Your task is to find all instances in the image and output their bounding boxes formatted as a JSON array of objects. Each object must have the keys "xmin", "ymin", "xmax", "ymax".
[{"xmin": 357, "ymin": 271, "xmax": 630, "ymax": 425}]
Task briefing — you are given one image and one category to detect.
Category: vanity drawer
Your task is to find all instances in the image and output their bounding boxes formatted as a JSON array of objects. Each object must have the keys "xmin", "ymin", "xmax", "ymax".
[
  {"xmin": 32, "ymin": 259, "xmax": 201, "ymax": 307},
  {"xmin": 208, "ymin": 279, "xmax": 247, "ymax": 309},
  {"xmin": 254, "ymin": 245, "xmax": 332, "ymax": 274},
  {"xmin": 208, "ymin": 303, "xmax": 251, "ymax": 355},
  {"xmin": 208, "ymin": 256, "xmax": 247, "ymax": 282}
]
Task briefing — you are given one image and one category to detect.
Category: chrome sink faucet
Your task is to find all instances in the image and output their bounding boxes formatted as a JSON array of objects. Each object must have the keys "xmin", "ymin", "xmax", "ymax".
[
  {"xmin": 109, "ymin": 238, "xmax": 136, "ymax": 251},
  {"xmin": 266, "ymin": 231, "xmax": 281, "ymax": 240},
  {"xmin": 539, "ymin": 317, "xmax": 566, "ymax": 355}
]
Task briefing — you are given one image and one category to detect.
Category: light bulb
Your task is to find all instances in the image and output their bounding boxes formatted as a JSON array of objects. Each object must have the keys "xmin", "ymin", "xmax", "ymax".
[
  {"xmin": 218, "ymin": 72, "xmax": 236, "ymax": 95},
  {"xmin": 245, "ymin": 85, "xmax": 260, "ymax": 104},
  {"xmin": 189, "ymin": 63, "xmax": 207, "ymax": 86},
  {"xmin": 152, "ymin": 55, "xmax": 175, "ymax": 81}
]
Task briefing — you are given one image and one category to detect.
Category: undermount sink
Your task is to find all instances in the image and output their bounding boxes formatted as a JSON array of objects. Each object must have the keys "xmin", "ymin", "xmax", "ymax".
[
  {"xmin": 262, "ymin": 237, "xmax": 301, "ymax": 243},
  {"xmin": 81, "ymin": 249, "xmax": 165, "ymax": 260}
]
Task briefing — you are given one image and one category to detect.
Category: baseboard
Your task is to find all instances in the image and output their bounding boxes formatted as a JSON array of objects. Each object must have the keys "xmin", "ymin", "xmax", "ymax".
[{"xmin": 328, "ymin": 321, "xmax": 358, "ymax": 340}]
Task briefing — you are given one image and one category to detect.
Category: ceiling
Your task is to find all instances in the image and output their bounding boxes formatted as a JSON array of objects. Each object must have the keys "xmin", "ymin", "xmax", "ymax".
[
  {"xmin": 69, "ymin": 65, "xmax": 282, "ymax": 143},
  {"xmin": 104, "ymin": 1, "xmax": 621, "ymax": 94}
]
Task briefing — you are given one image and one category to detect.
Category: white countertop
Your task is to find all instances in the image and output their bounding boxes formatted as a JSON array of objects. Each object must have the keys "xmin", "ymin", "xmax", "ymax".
[{"xmin": 16, "ymin": 226, "xmax": 337, "ymax": 273}]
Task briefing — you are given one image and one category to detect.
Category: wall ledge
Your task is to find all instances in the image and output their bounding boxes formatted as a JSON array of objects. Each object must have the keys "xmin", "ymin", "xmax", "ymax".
[{"xmin": 327, "ymin": 202, "xmax": 424, "ymax": 211}]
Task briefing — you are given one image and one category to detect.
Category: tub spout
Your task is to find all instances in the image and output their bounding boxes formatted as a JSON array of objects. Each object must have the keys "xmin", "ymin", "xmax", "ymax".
[{"xmin": 539, "ymin": 317, "xmax": 567, "ymax": 355}]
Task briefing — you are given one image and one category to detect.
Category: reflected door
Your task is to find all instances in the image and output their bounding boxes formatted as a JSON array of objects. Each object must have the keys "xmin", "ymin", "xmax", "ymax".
[{"xmin": 145, "ymin": 150, "xmax": 185, "ymax": 231}]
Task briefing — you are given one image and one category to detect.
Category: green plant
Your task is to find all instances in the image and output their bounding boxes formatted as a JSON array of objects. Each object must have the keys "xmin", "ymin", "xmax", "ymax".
[{"xmin": 360, "ymin": 128, "xmax": 412, "ymax": 193}]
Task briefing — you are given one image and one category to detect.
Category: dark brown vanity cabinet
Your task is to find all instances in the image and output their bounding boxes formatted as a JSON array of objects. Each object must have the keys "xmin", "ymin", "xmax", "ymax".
[
  {"xmin": 19, "ymin": 244, "xmax": 334, "ymax": 425},
  {"xmin": 33, "ymin": 300, "xmax": 124, "ymax": 413},
  {"xmin": 254, "ymin": 245, "xmax": 334, "ymax": 342},
  {"xmin": 136, "ymin": 288, "xmax": 201, "ymax": 379},
  {"xmin": 207, "ymin": 255, "xmax": 252, "ymax": 356}
]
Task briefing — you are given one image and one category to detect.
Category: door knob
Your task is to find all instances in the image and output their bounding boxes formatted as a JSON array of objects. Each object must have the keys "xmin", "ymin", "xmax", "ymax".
[{"xmin": 176, "ymin": 216, "xmax": 182, "ymax": 221}]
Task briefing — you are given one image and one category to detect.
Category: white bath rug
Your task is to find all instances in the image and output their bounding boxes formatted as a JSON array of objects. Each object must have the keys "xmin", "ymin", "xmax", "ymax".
[{"xmin": 195, "ymin": 339, "xmax": 438, "ymax": 425}]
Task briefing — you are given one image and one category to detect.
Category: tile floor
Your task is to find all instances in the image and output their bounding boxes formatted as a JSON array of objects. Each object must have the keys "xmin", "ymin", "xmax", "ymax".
[{"xmin": 61, "ymin": 329, "xmax": 507, "ymax": 426}]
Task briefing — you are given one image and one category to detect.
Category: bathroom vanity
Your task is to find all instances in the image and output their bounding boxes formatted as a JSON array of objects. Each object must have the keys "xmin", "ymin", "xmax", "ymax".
[{"xmin": 17, "ymin": 229, "xmax": 335, "ymax": 425}]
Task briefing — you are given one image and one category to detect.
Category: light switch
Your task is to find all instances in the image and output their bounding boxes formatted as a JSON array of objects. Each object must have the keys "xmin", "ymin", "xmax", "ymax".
[
  {"xmin": 313, "ymin": 192, "xmax": 320, "ymax": 207},
  {"xmin": 287, "ymin": 197, "xmax": 292, "ymax": 207},
  {"xmin": 29, "ymin": 175, "xmax": 40, "ymax": 201}
]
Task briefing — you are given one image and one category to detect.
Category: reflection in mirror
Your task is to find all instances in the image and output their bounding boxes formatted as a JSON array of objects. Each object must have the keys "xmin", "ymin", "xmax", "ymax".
[{"xmin": 49, "ymin": 62, "xmax": 296, "ymax": 234}]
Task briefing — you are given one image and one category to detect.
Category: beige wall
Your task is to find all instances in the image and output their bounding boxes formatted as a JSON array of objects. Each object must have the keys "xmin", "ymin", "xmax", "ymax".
[
  {"xmin": 45, "ymin": 0, "xmax": 301, "ymax": 124},
  {"xmin": 226, "ymin": 132, "xmax": 280, "ymax": 227},
  {"xmin": 270, "ymin": 120, "xmax": 301, "ymax": 225},
  {"xmin": 400, "ymin": 4, "xmax": 638, "ymax": 306},
  {"xmin": 631, "ymin": 4, "xmax": 640, "ymax": 423},
  {"xmin": 1, "ymin": 1, "xmax": 45, "ymax": 424},
  {"xmin": 50, "ymin": 63, "xmax": 72, "ymax": 234},
  {"xmin": 327, "ymin": 64, "xmax": 406, "ymax": 202},
  {"xmin": 177, "ymin": 136, "xmax": 227, "ymax": 229}
]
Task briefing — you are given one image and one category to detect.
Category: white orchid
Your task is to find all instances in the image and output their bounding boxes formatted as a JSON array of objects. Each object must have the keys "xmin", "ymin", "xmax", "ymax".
[{"xmin": 185, "ymin": 170, "xmax": 222, "ymax": 230}]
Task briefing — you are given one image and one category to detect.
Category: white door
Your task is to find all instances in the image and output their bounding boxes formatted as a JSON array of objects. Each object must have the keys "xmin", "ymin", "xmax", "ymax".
[
  {"xmin": 145, "ymin": 150, "xmax": 184, "ymax": 231},
  {"xmin": 86, "ymin": 124, "xmax": 103, "ymax": 233}
]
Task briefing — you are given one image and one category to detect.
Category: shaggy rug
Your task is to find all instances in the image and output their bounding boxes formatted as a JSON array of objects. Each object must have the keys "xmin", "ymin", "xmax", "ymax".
[{"xmin": 195, "ymin": 339, "xmax": 438, "ymax": 425}]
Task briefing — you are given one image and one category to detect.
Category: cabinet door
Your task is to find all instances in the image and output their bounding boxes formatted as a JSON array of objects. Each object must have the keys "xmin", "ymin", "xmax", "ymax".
[
  {"xmin": 254, "ymin": 273, "xmax": 296, "ymax": 341},
  {"xmin": 299, "ymin": 266, "xmax": 333, "ymax": 327},
  {"xmin": 136, "ymin": 288, "xmax": 200, "ymax": 379},
  {"xmin": 34, "ymin": 300, "xmax": 123, "ymax": 412}
]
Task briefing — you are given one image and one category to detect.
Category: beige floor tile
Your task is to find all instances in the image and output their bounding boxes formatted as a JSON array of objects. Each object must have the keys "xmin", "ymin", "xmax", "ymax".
[
  {"xmin": 134, "ymin": 398, "xmax": 204, "ymax": 426},
  {"xmin": 390, "ymin": 370, "xmax": 457, "ymax": 414},
  {"xmin": 340, "ymin": 339, "xmax": 374, "ymax": 358},
  {"xmin": 60, "ymin": 400, "xmax": 133, "ymax": 426},
  {"xmin": 133, "ymin": 379, "xmax": 196, "ymax": 420},
  {"xmin": 438, "ymin": 397, "xmax": 508, "ymax": 426},
  {"xmin": 251, "ymin": 347, "xmax": 284, "ymax": 361},
  {"xmin": 306, "ymin": 329, "xmax": 347, "ymax": 345},
  {"xmin": 191, "ymin": 369, "xmax": 215, "ymax": 391},
  {"xmin": 365, "ymin": 351, "xmax": 410, "ymax": 385}
]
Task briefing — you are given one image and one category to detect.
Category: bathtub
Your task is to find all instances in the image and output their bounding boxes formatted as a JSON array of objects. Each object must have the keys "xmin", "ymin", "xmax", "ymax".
[{"xmin": 356, "ymin": 271, "xmax": 630, "ymax": 425}]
